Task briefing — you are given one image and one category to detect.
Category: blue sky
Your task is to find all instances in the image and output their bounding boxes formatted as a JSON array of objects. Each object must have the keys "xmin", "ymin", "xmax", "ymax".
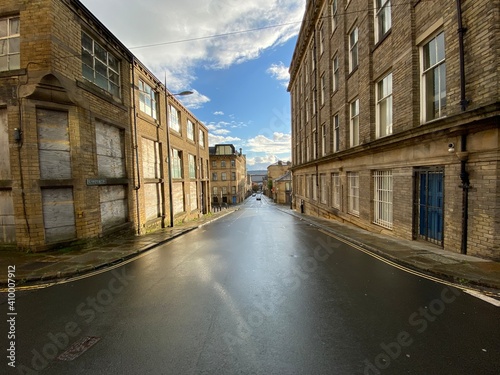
[{"xmin": 80, "ymin": 0, "xmax": 306, "ymax": 170}]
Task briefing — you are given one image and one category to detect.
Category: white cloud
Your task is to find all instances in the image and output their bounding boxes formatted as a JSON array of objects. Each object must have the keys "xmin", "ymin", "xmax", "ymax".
[
  {"xmin": 246, "ymin": 155, "xmax": 279, "ymax": 166},
  {"xmin": 267, "ymin": 62, "xmax": 290, "ymax": 87},
  {"xmin": 178, "ymin": 90, "xmax": 210, "ymax": 110},
  {"xmin": 208, "ymin": 134, "xmax": 242, "ymax": 146},
  {"xmin": 80, "ymin": 0, "xmax": 305, "ymax": 91},
  {"xmin": 246, "ymin": 132, "xmax": 291, "ymax": 155},
  {"xmin": 214, "ymin": 111, "xmax": 224, "ymax": 116}
]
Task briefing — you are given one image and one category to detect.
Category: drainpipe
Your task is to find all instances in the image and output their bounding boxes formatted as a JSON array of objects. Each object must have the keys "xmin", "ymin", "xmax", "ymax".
[
  {"xmin": 459, "ymin": 135, "xmax": 469, "ymax": 254},
  {"xmin": 131, "ymin": 58, "xmax": 141, "ymax": 235},
  {"xmin": 456, "ymin": 0, "xmax": 468, "ymax": 111},
  {"xmin": 456, "ymin": 0, "xmax": 469, "ymax": 254}
]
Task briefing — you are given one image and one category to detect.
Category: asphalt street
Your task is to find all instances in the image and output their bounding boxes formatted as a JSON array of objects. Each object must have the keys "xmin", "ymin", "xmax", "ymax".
[{"xmin": 2, "ymin": 196, "xmax": 499, "ymax": 374}]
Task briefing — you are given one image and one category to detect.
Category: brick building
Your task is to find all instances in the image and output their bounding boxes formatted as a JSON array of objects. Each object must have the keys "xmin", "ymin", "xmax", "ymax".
[
  {"xmin": 0, "ymin": 0, "xmax": 209, "ymax": 251},
  {"xmin": 209, "ymin": 144, "xmax": 247, "ymax": 205},
  {"xmin": 289, "ymin": 0, "xmax": 499, "ymax": 260}
]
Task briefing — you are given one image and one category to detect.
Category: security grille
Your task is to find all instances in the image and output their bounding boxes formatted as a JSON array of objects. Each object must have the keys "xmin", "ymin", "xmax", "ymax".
[{"xmin": 373, "ymin": 170, "xmax": 393, "ymax": 229}]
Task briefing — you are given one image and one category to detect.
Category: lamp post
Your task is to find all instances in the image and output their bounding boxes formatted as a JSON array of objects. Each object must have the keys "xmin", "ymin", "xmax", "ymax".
[{"xmin": 164, "ymin": 87, "xmax": 193, "ymax": 227}]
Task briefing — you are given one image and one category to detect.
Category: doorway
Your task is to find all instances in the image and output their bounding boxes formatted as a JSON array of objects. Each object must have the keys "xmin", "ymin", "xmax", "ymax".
[{"xmin": 414, "ymin": 167, "xmax": 444, "ymax": 246}]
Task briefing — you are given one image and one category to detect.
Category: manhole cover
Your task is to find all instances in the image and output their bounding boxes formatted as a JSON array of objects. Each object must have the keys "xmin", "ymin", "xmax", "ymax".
[{"xmin": 57, "ymin": 336, "xmax": 101, "ymax": 361}]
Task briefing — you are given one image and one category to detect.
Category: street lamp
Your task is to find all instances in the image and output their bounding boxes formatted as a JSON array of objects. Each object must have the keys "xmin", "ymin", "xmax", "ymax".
[{"xmin": 165, "ymin": 87, "xmax": 193, "ymax": 227}]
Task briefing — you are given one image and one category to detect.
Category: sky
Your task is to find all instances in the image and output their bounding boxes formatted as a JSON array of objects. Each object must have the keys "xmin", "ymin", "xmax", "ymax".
[{"xmin": 79, "ymin": 0, "xmax": 306, "ymax": 170}]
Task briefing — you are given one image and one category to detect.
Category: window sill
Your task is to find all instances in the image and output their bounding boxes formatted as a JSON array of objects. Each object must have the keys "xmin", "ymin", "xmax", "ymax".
[
  {"xmin": 77, "ymin": 80, "xmax": 126, "ymax": 110},
  {"xmin": 0, "ymin": 68, "xmax": 26, "ymax": 78},
  {"xmin": 347, "ymin": 66, "xmax": 358, "ymax": 80},
  {"xmin": 373, "ymin": 30, "xmax": 392, "ymax": 52},
  {"xmin": 137, "ymin": 111, "xmax": 160, "ymax": 127}
]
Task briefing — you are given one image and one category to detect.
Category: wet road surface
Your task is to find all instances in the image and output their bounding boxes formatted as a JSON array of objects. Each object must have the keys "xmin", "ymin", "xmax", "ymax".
[{"xmin": 2, "ymin": 196, "xmax": 499, "ymax": 374}]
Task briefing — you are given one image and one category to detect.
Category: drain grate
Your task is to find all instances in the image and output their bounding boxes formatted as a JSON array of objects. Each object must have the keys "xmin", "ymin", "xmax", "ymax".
[{"xmin": 57, "ymin": 336, "xmax": 101, "ymax": 361}]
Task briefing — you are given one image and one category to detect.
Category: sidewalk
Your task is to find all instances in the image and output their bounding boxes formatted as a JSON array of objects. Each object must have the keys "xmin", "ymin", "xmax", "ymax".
[{"xmin": 1, "ymin": 204, "xmax": 499, "ymax": 296}]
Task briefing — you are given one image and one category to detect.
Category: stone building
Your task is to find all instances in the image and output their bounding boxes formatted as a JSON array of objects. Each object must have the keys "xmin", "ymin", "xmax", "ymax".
[
  {"xmin": 289, "ymin": 0, "xmax": 499, "ymax": 260},
  {"xmin": 273, "ymin": 171, "xmax": 292, "ymax": 205},
  {"xmin": 267, "ymin": 161, "xmax": 292, "ymax": 202},
  {"xmin": 0, "ymin": 0, "xmax": 209, "ymax": 251},
  {"xmin": 209, "ymin": 144, "xmax": 247, "ymax": 205}
]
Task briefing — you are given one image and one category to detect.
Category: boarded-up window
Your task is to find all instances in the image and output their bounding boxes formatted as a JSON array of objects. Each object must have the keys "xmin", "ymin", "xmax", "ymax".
[
  {"xmin": 142, "ymin": 138, "xmax": 162, "ymax": 221},
  {"xmin": 172, "ymin": 182, "xmax": 184, "ymax": 215},
  {"xmin": 0, "ymin": 190, "xmax": 15, "ymax": 243},
  {"xmin": 96, "ymin": 121, "xmax": 125, "ymax": 178},
  {"xmin": 37, "ymin": 109, "xmax": 71, "ymax": 179},
  {"xmin": 42, "ymin": 188, "xmax": 76, "ymax": 243},
  {"xmin": 190, "ymin": 181, "xmax": 197, "ymax": 211},
  {"xmin": 100, "ymin": 185, "xmax": 127, "ymax": 230},
  {"xmin": 144, "ymin": 183, "xmax": 162, "ymax": 221},
  {"xmin": 0, "ymin": 108, "xmax": 10, "ymax": 179},
  {"xmin": 142, "ymin": 138, "xmax": 160, "ymax": 179}
]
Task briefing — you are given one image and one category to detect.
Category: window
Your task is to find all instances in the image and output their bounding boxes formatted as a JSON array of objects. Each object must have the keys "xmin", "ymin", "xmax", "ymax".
[
  {"xmin": 306, "ymin": 176, "xmax": 311, "ymax": 198},
  {"xmin": 321, "ymin": 123, "xmax": 326, "ymax": 157},
  {"xmin": 212, "ymin": 172, "xmax": 218, "ymax": 181},
  {"xmin": 320, "ymin": 74, "xmax": 326, "ymax": 106},
  {"xmin": 213, "ymin": 186, "xmax": 218, "ymax": 195},
  {"xmin": 320, "ymin": 174, "xmax": 327, "ymax": 204},
  {"xmin": 216, "ymin": 145, "xmax": 233, "ymax": 155},
  {"xmin": 373, "ymin": 170, "xmax": 393, "ymax": 229},
  {"xmin": 306, "ymin": 99, "xmax": 310, "ymax": 123},
  {"xmin": 312, "ymin": 130, "xmax": 317, "ymax": 159},
  {"xmin": 332, "ymin": 173, "xmax": 340, "ymax": 209},
  {"xmin": 347, "ymin": 172, "xmax": 359, "ymax": 215},
  {"xmin": 199, "ymin": 130, "xmax": 205, "ymax": 147},
  {"xmin": 169, "ymin": 104, "xmax": 181, "ymax": 132},
  {"xmin": 221, "ymin": 160, "xmax": 226, "ymax": 168},
  {"xmin": 422, "ymin": 32, "xmax": 446, "ymax": 122},
  {"xmin": 332, "ymin": 55, "xmax": 339, "ymax": 92},
  {"xmin": 312, "ymin": 175, "xmax": 318, "ymax": 201},
  {"xmin": 311, "ymin": 44, "xmax": 315, "ymax": 71},
  {"xmin": 171, "ymin": 149, "xmax": 182, "ymax": 179},
  {"xmin": 312, "ymin": 89, "xmax": 317, "ymax": 114},
  {"xmin": 306, "ymin": 136, "xmax": 310, "ymax": 162},
  {"xmin": 188, "ymin": 154, "xmax": 196, "ymax": 179},
  {"xmin": 138, "ymin": 80, "xmax": 157, "ymax": 119},
  {"xmin": 232, "ymin": 186, "xmax": 236, "ymax": 194},
  {"xmin": 376, "ymin": 73, "xmax": 393, "ymax": 138},
  {"xmin": 375, "ymin": 0, "xmax": 392, "ymax": 43},
  {"xmin": 142, "ymin": 139, "xmax": 162, "ymax": 220},
  {"xmin": 142, "ymin": 138, "xmax": 160, "ymax": 179},
  {"xmin": 333, "ymin": 114, "xmax": 340, "ymax": 152},
  {"xmin": 319, "ymin": 24, "xmax": 324, "ymax": 55},
  {"xmin": 212, "ymin": 161, "xmax": 217, "ymax": 168},
  {"xmin": 222, "ymin": 186, "xmax": 227, "ymax": 195},
  {"xmin": 187, "ymin": 120, "xmax": 195, "ymax": 141},
  {"xmin": 82, "ymin": 32, "xmax": 120, "ymax": 97},
  {"xmin": 231, "ymin": 172, "xmax": 236, "ymax": 181},
  {"xmin": 350, "ymin": 99, "xmax": 359, "ymax": 147},
  {"xmin": 231, "ymin": 160, "xmax": 236, "ymax": 167},
  {"xmin": 331, "ymin": 0, "xmax": 338, "ymax": 32},
  {"xmin": 221, "ymin": 172, "xmax": 227, "ymax": 181},
  {"xmin": 349, "ymin": 27, "xmax": 358, "ymax": 72},
  {"xmin": 0, "ymin": 16, "xmax": 20, "ymax": 71}
]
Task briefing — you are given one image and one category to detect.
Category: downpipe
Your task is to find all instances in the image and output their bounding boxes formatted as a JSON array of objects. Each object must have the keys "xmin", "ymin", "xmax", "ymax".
[
  {"xmin": 459, "ymin": 135, "xmax": 470, "ymax": 255},
  {"xmin": 456, "ymin": 0, "xmax": 469, "ymax": 254}
]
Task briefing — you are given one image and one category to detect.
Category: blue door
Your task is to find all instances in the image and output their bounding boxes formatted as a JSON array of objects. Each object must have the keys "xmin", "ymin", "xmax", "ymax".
[
  {"xmin": 232, "ymin": 196, "xmax": 237, "ymax": 204},
  {"xmin": 416, "ymin": 168, "xmax": 444, "ymax": 246}
]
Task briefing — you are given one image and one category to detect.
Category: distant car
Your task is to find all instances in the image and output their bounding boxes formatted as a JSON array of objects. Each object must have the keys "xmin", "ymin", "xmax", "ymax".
[
  {"xmin": 256, "ymin": 194, "xmax": 261, "ymax": 200},
  {"xmin": 252, "ymin": 193, "xmax": 256, "ymax": 196}
]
